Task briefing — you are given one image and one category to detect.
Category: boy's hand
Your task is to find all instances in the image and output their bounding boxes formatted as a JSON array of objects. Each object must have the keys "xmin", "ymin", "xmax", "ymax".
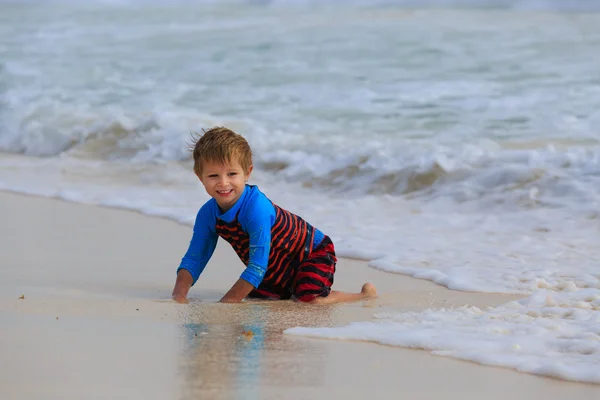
[
  {"xmin": 172, "ymin": 269, "xmax": 193, "ymax": 304},
  {"xmin": 172, "ymin": 293, "xmax": 189, "ymax": 304},
  {"xmin": 220, "ymin": 279, "xmax": 254, "ymax": 303}
]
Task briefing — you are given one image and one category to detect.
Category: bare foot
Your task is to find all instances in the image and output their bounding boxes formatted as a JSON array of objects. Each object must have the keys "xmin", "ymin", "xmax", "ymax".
[{"xmin": 361, "ymin": 282, "xmax": 377, "ymax": 298}]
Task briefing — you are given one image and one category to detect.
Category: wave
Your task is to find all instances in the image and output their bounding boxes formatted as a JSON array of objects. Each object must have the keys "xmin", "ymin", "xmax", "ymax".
[
  {"xmin": 0, "ymin": 104, "xmax": 223, "ymax": 161},
  {"xmin": 260, "ymin": 143, "xmax": 600, "ymax": 213},
  {"xmin": 1, "ymin": 103, "xmax": 599, "ymax": 210},
  {"xmin": 261, "ymin": 154, "xmax": 449, "ymax": 195}
]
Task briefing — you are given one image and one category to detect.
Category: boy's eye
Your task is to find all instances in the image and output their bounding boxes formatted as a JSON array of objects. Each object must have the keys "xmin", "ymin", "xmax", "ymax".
[
  {"xmin": 208, "ymin": 174, "xmax": 218, "ymax": 178},
  {"xmin": 228, "ymin": 172, "xmax": 237, "ymax": 176}
]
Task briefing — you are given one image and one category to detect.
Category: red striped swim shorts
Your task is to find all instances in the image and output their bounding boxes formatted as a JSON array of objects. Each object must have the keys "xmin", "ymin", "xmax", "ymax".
[{"xmin": 248, "ymin": 235, "xmax": 336, "ymax": 303}]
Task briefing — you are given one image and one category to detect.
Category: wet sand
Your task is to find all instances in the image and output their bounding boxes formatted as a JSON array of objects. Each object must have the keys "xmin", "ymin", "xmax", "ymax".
[{"xmin": 2, "ymin": 192, "xmax": 599, "ymax": 399}]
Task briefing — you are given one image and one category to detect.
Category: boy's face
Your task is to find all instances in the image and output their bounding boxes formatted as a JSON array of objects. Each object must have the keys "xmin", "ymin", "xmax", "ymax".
[{"xmin": 198, "ymin": 159, "xmax": 252, "ymax": 212}]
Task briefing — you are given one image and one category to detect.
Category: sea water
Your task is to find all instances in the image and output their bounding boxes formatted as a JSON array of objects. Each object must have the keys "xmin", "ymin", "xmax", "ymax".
[{"xmin": 1, "ymin": 0, "xmax": 599, "ymax": 383}]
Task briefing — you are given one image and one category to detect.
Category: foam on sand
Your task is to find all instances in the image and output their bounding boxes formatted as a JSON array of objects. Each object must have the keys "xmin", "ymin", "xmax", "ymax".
[{"xmin": 286, "ymin": 288, "xmax": 600, "ymax": 384}]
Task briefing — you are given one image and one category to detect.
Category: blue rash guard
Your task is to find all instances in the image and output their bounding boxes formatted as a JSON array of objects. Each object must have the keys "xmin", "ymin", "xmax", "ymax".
[{"xmin": 177, "ymin": 185, "xmax": 324, "ymax": 288}]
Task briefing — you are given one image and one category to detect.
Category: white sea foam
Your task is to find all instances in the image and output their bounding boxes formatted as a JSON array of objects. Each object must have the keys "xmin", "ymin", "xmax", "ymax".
[{"xmin": 286, "ymin": 290, "xmax": 600, "ymax": 383}]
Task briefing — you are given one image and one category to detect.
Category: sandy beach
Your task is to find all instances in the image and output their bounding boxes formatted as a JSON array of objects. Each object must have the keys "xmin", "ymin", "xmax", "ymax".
[{"xmin": 1, "ymin": 191, "xmax": 599, "ymax": 400}]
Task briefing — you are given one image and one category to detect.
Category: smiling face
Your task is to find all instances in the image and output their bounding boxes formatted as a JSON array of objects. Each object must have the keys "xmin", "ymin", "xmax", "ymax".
[{"xmin": 198, "ymin": 159, "xmax": 253, "ymax": 212}]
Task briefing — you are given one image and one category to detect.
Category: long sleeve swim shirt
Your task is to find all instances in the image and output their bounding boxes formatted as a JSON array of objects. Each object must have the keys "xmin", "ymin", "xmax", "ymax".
[{"xmin": 177, "ymin": 185, "xmax": 324, "ymax": 288}]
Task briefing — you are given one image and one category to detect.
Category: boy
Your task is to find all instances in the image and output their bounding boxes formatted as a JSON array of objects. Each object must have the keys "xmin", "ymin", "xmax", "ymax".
[{"xmin": 171, "ymin": 127, "xmax": 376, "ymax": 304}]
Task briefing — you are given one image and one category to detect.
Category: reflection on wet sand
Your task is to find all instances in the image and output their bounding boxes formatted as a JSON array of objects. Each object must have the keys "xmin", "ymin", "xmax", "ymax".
[{"xmin": 178, "ymin": 300, "xmax": 346, "ymax": 399}]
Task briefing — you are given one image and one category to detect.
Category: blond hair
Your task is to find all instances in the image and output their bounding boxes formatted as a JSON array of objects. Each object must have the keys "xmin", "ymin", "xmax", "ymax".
[{"xmin": 190, "ymin": 127, "xmax": 253, "ymax": 176}]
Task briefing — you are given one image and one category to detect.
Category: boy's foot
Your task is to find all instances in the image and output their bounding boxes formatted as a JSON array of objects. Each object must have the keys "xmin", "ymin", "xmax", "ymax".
[{"xmin": 361, "ymin": 283, "xmax": 377, "ymax": 298}]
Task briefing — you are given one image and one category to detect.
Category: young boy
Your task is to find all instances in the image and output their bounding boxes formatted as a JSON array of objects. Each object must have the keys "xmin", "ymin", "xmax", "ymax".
[{"xmin": 171, "ymin": 127, "xmax": 377, "ymax": 304}]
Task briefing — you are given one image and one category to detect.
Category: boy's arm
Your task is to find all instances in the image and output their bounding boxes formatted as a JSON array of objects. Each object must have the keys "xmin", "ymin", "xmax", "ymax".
[
  {"xmin": 220, "ymin": 194, "xmax": 275, "ymax": 303},
  {"xmin": 173, "ymin": 205, "xmax": 218, "ymax": 303},
  {"xmin": 219, "ymin": 225, "xmax": 269, "ymax": 302},
  {"xmin": 172, "ymin": 269, "xmax": 194, "ymax": 304}
]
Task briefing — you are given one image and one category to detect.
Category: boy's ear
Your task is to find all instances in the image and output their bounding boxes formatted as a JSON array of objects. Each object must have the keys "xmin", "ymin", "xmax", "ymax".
[
  {"xmin": 246, "ymin": 165, "xmax": 253, "ymax": 180},
  {"xmin": 196, "ymin": 172, "xmax": 203, "ymax": 183}
]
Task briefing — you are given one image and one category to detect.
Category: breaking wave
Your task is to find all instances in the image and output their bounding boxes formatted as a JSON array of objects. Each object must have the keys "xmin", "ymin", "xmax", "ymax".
[{"xmin": 1, "ymin": 102, "xmax": 599, "ymax": 210}]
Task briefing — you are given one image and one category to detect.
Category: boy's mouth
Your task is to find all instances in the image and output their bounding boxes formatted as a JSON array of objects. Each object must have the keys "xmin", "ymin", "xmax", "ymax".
[{"xmin": 217, "ymin": 189, "xmax": 233, "ymax": 195}]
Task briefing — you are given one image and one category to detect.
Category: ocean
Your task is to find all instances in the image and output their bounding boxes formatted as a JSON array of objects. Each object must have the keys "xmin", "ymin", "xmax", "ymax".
[{"xmin": 1, "ymin": 0, "xmax": 599, "ymax": 384}]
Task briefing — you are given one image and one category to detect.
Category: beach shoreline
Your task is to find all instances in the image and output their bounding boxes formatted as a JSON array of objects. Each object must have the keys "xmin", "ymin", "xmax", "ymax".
[{"xmin": 2, "ymin": 191, "xmax": 599, "ymax": 399}]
